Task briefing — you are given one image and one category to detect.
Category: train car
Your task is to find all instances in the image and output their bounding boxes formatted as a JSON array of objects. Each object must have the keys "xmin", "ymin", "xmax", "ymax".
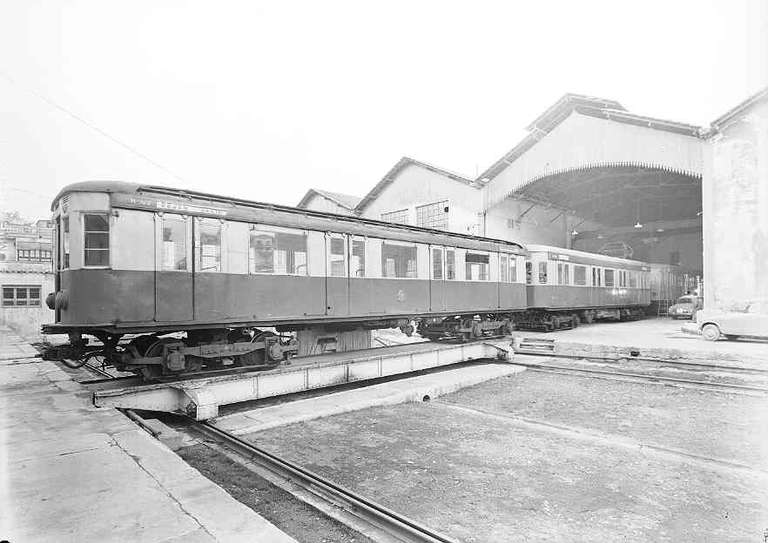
[
  {"xmin": 517, "ymin": 244, "xmax": 651, "ymax": 330},
  {"xmin": 42, "ymin": 181, "xmax": 528, "ymax": 377}
]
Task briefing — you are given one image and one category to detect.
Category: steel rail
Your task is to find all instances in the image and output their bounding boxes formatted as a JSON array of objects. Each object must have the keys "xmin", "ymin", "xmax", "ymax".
[
  {"xmin": 513, "ymin": 348, "xmax": 768, "ymax": 376},
  {"xmin": 194, "ymin": 421, "xmax": 459, "ymax": 543},
  {"xmin": 511, "ymin": 360, "xmax": 768, "ymax": 394}
]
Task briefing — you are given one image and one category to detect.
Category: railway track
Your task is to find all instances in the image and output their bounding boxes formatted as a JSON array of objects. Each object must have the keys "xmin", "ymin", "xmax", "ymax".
[
  {"xmin": 191, "ymin": 421, "xmax": 459, "ymax": 543},
  {"xmin": 511, "ymin": 358, "xmax": 768, "ymax": 395}
]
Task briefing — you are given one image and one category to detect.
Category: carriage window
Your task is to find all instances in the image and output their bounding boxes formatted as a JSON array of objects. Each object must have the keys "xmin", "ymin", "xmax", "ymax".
[
  {"xmin": 162, "ymin": 215, "xmax": 187, "ymax": 271},
  {"xmin": 500, "ymin": 255, "xmax": 508, "ymax": 282},
  {"xmin": 605, "ymin": 269, "xmax": 615, "ymax": 287},
  {"xmin": 629, "ymin": 272, "xmax": 637, "ymax": 288},
  {"xmin": 432, "ymin": 248, "xmax": 444, "ymax": 279},
  {"xmin": 574, "ymin": 265, "xmax": 587, "ymax": 286},
  {"xmin": 526, "ymin": 261, "xmax": 533, "ymax": 284},
  {"xmin": 83, "ymin": 214, "xmax": 109, "ymax": 267},
  {"xmin": 557, "ymin": 263, "xmax": 563, "ymax": 285},
  {"xmin": 538, "ymin": 261, "xmax": 548, "ymax": 284},
  {"xmin": 509, "ymin": 257, "xmax": 517, "ymax": 282},
  {"xmin": 329, "ymin": 237, "xmax": 346, "ymax": 277},
  {"xmin": 350, "ymin": 239, "xmax": 365, "ymax": 277},
  {"xmin": 466, "ymin": 252, "xmax": 489, "ymax": 281},
  {"xmin": 197, "ymin": 221, "xmax": 221, "ymax": 272},
  {"xmin": 250, "ymin": 228, "xmax": 308, "ymax": 275},
  {"xmin": 592, "ymin": 267, "xmax": 601, "ymax": 286},
  {"xmin": 446, "ymin": 250, "xmax": 455, "ymax": 280},
  {"xmin": 382, "ymin": 243, "xmax": 417, "ymax": 278},
  {"xmin": 62, "ymin": 216, "xmax": 70, "ymax": 269}
]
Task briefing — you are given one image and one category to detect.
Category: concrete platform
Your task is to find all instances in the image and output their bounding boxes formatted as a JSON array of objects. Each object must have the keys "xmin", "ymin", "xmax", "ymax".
[
  {"xmin": 0, "ymin": 326, "xmax": 296, "ymax": 543},
  {"xmin": 513, "ymin": 317, "xmax": 768, "ymax": 368},
  {"xmin": 216, "ymin": 362, "xmax": 524, "ymax": 435}
]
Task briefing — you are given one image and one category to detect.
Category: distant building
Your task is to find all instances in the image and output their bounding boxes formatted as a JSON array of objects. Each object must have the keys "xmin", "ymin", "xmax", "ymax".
[
  {"xmin": 0, "ymin": 213, "xmax": 55, "ymax": 338},
  {"xmin": 297, "ymin": 188, "xmax": 361, "ymax": 216}
]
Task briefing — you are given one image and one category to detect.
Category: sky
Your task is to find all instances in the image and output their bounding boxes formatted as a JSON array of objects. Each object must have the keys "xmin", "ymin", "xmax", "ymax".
[{"xmin": 0, "ymin": 0, "xmax": 766, "ymax": 219}]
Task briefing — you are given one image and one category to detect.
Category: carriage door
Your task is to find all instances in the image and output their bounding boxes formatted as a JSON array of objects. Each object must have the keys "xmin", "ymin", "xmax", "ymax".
[
  {"xmin": 325, "ymin": 233, "xmax": 349, "ymax": 316},
  {"xmin": 429, "ymin": 246, "xmax": 446, "ymax": 312},
  {"xmin": 155, "ymin": 213, "xmax": 194, "ymax": 322}
]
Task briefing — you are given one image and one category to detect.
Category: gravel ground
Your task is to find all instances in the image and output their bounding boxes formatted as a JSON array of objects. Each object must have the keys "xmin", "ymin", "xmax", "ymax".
[
  {"xmin": 440, "ymin": 371, "xmax": 768, "ymax": 469},
  {"xmin": 243, "ymin": 373, "xmax": 768, "ymax": 542},
  {"xmin": 177, "ymin": 442, "xmax": 373, "ymax": 543}
]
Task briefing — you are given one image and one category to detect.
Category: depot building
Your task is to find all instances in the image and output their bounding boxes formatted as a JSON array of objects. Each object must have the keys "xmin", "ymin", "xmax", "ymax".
[{"xmin": 299, "ymin": 88, "xmax": 768, "ymax": 315}]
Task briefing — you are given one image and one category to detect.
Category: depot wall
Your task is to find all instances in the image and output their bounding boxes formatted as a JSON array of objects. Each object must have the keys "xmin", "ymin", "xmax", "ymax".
[
  {"xmin": 359, "ymin": 165, "xmax": 483, "ymax": 236},
  {"xmin": 0, "ymin": 268, "xmax": 55, "ymax": 339},
  {"xmin": 483, "ymin": 197, "xmax": 570, "ymax": 246},
  {"xmin": 703, "ymin": 98, "xmax": 768, "ymax": 312}
]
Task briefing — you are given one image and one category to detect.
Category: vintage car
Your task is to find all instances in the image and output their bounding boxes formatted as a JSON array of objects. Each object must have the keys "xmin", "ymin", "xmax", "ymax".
[
  {"xmin": 693, "ymin": 307, "xmax": 768, "ymax": 341},
  {"xmin": 668, "ymin": 295, "xmax": 703, "ymax": 320}
]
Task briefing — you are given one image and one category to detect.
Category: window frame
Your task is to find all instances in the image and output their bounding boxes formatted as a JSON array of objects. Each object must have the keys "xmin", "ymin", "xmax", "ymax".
[
  {"xmin": 82, "ymin": 212, "xmax": 111, "ymax": 268},
  {"xmin": 380, "ymin": 209, "xmax": 409, "ymax": 225},
  {"xmin": 249, "ymin": 224, "xmax": 309, "ymax": 276},
  {"xmin": 195, "ymin": 217, "xmax": 223, "ymax": 273},
  {"xmin": 350, "ymin": 236, "xmax": 366, "ymax": 278},
  {"xmin": 381, "ymin": 240, "xmax": 419, "ymax": 279},
  {"xmin": 2, "ymin": 285, "xmax": 42, "ymax": 307},
  {"xmin": 160, "ymin": 213, "xmax": 189, "ymax": 272},
  {"xmin": 415, "ymin": 200, "xmax": 449, "ymax": 230},
  {"xmin": 465, "ymin": 251, "xmax": 490, "ymax": 281}
]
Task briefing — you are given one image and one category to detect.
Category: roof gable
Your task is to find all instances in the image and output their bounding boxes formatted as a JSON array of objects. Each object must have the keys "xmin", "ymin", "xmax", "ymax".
[
  {"xmin": 355, "ymin": 156, "xmax": 477, "ymax": 212},
  {"xmin": 479, "ymin": 93, "xmax": 702, "ymax": 182},
  {"xmin": 297, "ymin": 188, "xmax": 361, "ymax": 211}
]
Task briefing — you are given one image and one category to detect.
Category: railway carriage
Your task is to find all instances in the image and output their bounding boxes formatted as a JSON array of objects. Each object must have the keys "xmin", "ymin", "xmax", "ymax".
[
  {"xmin": 43, "ymin": 181, "xmax": 528, "ymax": 377},
  {"xmin": 520, "ymin": 245, "xmax": 651, "ymax": 330}
]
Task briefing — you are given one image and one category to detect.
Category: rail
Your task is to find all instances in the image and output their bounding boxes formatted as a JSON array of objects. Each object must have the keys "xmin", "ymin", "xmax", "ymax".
[
  {"xmin": 193, "ymin": 421, "xmax": 460, "ymax": 543},
  {"xmin": 511, "ymin": 359, "xmax": 768, "ymax": 395}
]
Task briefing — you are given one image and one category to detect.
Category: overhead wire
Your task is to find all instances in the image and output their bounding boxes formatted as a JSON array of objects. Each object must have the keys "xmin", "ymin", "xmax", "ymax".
[{"xmin": 0, "ymin": 69, "xmax": 187, "ymax": 184}]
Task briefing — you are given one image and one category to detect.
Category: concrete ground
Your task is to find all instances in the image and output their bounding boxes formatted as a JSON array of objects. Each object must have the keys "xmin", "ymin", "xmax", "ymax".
[
  {"xmin": 513, "ymin": 316, "xmax": 768, "ymax": 364},
  {"xmin": 0, "ymin": 326, "xmax": 296, "ymax": 543},
  {"xmin": 232, "ymin": 363, "xmax": 768, "ymax": 542}
]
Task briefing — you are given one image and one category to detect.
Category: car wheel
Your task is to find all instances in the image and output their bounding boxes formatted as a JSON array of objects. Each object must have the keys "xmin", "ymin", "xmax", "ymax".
[{"xmin": 701, "ymin": 323, "xmax": 721, "ymax": 341}]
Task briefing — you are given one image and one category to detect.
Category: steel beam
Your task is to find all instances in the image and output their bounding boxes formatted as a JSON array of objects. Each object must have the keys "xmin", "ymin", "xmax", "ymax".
[{"xmin": 93, "ymin": 341, "xmax": 511, "ymax": 420}]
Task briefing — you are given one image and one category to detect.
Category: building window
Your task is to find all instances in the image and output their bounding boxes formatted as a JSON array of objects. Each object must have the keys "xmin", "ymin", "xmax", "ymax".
[
  {"xmin": 574, "ymin": 265, "xmax": 587, "ymax": 286},
  {"xmin": 196, "ymin": 220, "xmax": 221, "ymax": 272},
  {"xmin": 162, "ymin": 215, "xmax": 187, "ymax": 271},
  {"xmin": 83, "ymin": 214, "xmax": 110, "ymax": 267},
  {"xmin": 446, "ymin": 250, "xmax": 455, "ymax": 280},
  {"xmin": 466, "ymin": 252, "xmax": 489, "ymax": 281},
  {"xmin": 380, "ymin": 209, "xmax": 409, "ymax": 225},
  {"xmin": 249, "ymin": 227, "xmax": 308, "ymax": 275},
  {"xmin": 16, "ymin": 248, "xmax": 52, "ymax": 262},
  {"xmin": 382, "ymin": 242, "xmax": 417, "ymax": 278},
  {"xmin": 416, "ymin": 201, "xmax": 449, "ymax": 230},
  {"xmin": 2, "ymin": 285, "xmax": 41, "ymax": 307}
]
